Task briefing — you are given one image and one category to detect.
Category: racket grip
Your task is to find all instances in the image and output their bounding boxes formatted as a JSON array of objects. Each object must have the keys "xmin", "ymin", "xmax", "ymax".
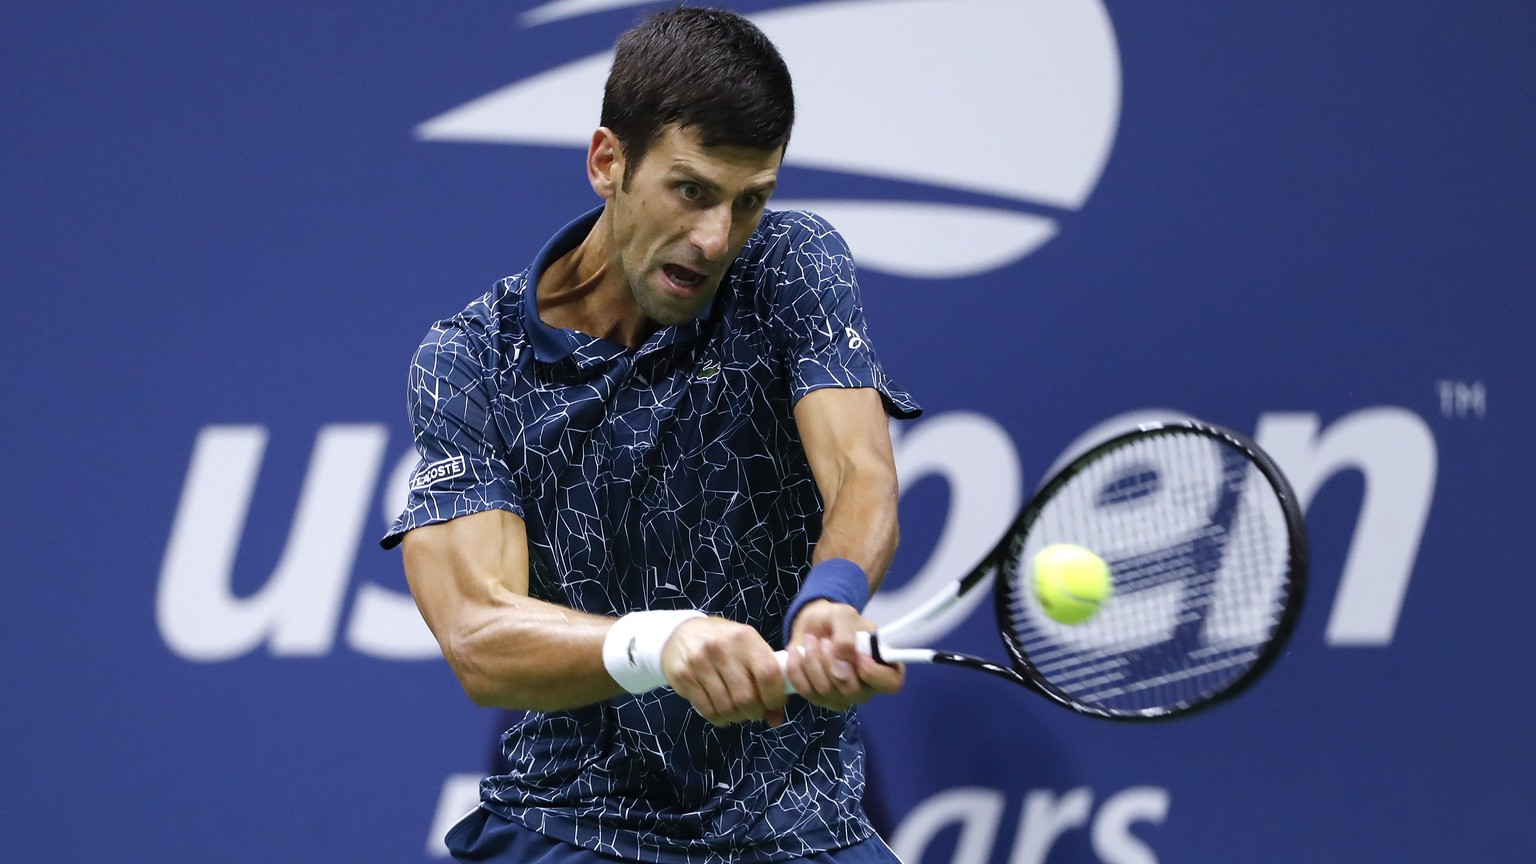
[
  {"xmin": 774, "ymin": 632, "xmax": 881, "ymax": 695},
  {"xmin": 774, "ymin": 649, "xmax": 795, "ymax": 695}
]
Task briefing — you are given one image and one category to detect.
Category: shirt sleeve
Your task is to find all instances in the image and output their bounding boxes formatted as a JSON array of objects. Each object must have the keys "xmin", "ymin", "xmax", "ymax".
[
  {"xmin": 380, "ymin": 319, "xmax": 522, "ymax": 550},
  {"xmin": 761, "ymin": 210, "xmax": 922, "ymax": 419}
]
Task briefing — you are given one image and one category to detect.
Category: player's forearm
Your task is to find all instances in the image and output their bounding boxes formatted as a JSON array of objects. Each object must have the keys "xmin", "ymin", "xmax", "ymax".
[
  {"xmin": 438, "ymin": 593, "xmax": 625, "ymax": 710},
  {"xmin": 810, "ymin": 461, "xmax": 900, "ymax": 593},
  {"xmin": 402, "ymin": 513, "xmax": 627, "ymax": 711},
  {"xmin": 793, "ymin": 388, "xmax": 902, "ymax": 594}
]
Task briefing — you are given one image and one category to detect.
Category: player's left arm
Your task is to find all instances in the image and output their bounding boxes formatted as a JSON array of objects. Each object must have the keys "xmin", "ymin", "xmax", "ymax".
[{"xmin": 786, "ymin": 386, "xmax": 906, "ymax": 709}]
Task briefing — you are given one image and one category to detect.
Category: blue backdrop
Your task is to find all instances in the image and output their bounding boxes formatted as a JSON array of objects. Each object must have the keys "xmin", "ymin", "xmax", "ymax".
[{"xmin": 4, "ymin": 2, "xmax": 1533, "ymax": 862}]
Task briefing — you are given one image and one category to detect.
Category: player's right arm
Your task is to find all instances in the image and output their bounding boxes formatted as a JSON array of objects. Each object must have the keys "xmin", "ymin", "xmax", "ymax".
[
  {"xmin": 392, "ymin": 314, "xmax": 627, "ymax": 711},
  {"xmin": 402, "ymin": 509, "xmax": 625, "ymax": 710},
  {"xmin": 404, "ymin": 511, "xmax": 786, "ymax": 724}
]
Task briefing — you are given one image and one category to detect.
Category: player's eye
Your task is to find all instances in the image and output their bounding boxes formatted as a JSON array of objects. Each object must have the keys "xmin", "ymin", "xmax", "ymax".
[
  {"xmin": 737, "ymin": 193, "xmax": 765, "ymax": 211},
  {"xmin": 678, "ymin": 182, "xmax": 704, "ymax": 202}
]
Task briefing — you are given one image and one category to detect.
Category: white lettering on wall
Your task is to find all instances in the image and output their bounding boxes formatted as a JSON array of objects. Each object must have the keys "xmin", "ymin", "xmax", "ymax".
[
  {"xmin": 157, "ymin": 407, "xmax": 1437, "ymax": 659},
  {"xmin": 158, "ymin": 424, "xmax": 387, "ymax": 660},
  {"xmin": 1255, "ymin": 408, "xmax": 1437, "ymax": 645},
  {"xmin": 888, "ymin": 785, "xmax": 1169, "ymax": 864}
]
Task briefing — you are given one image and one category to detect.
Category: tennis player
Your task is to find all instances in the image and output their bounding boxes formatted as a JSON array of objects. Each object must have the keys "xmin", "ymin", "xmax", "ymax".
[{"xmin": 383, "ymin": 8, "xmax": 919, "ymax": 862}]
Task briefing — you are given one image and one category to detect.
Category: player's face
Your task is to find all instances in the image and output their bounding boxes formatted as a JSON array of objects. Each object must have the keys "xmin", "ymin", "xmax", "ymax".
[{"xmin": 605, "ymin": 125, "xmax": 781, "ymax": 326}]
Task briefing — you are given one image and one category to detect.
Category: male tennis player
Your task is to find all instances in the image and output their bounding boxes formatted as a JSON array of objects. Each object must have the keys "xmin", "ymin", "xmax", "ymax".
[{"xmin": 384, "ymin": 8, "xmax": 919, "ymax": 862}]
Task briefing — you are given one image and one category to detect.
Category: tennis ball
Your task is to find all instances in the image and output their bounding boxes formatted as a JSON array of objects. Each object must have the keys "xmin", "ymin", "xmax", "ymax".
[{"xmin": 1033, "ymin": 544, "xmax": 1112, "ymax": 625}]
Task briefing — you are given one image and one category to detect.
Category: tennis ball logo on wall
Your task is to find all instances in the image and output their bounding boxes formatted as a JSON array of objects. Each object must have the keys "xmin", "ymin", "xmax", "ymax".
[{"xmin": 415, "ymin": 0, "xmax": 1122, "ymax": 278}]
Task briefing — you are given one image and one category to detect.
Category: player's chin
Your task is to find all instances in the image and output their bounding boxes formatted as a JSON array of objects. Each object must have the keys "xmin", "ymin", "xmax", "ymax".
[
  {"xmin": 641, "ymin": 269, "xmax": 717, "ymax": 323},
  {"xmin": 642, "ymin": 291, "xmax": 711, "ymax": 327}
]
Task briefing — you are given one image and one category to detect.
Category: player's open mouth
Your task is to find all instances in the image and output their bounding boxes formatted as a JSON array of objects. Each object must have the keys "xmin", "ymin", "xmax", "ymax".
[{"xmin": 663, "ymin": 264, "xmax": 706, "ymax": 292}]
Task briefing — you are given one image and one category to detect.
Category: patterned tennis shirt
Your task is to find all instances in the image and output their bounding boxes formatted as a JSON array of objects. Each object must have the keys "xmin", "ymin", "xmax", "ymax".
[{"xmin": 384, "ymin": 206, "xmax": 920, "ymax": 863}]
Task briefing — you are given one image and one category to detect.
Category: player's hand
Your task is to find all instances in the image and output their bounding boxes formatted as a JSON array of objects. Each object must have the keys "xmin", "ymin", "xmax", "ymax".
[
  {"xmin": 784, "ymin": 600, "xmax": 904, "ymax": 712},
  {"xmin": 662, "ymin": 616, "xmax": 788, "ymax": 727}
]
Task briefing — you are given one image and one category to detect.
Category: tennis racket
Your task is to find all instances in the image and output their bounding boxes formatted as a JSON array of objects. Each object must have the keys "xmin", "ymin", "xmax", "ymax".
[{"xmin": 781, "ymin": 419, "xmax": 1308, "ymax": 721}]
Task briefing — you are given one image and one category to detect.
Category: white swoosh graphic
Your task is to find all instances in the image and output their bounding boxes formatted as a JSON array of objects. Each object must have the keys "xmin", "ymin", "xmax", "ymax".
[
  {"xmin": 418, "ymin": 0, "xmax": 1120, "ymax": 278},
  {"xmin": 520, "ymin": 0, "xmax": 658, "ymax": 27}
]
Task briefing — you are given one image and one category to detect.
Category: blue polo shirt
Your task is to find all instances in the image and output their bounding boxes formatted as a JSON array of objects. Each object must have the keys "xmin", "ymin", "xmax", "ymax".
[{"xmin": 384, "ymin": 207, "xmax": 920, "ymax": 863}]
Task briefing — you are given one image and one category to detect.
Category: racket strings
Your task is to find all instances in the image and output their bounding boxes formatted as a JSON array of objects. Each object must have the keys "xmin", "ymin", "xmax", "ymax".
[{"xmin": 1002, "ymin": 430, "xmax": 1298, "ymax": 716}]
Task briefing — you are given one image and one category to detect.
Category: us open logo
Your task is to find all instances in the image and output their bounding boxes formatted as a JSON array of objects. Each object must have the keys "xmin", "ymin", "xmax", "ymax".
[{"xmin": 414, "ymin": 0, "xmax": 1122, "ymax": 279}]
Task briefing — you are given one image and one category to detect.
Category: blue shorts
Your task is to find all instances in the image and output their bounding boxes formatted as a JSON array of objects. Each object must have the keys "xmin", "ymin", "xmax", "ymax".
[{"xmin": 445, "ymin": 807, "xmax": 904, "ymax": 864}]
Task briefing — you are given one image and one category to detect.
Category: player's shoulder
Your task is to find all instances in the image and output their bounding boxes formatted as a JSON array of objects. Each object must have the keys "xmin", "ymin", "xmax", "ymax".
[
  {"xmin": 732, "ymin": 208, "xmax": 858, "ymax": 310},
  {"xmin": 737, "ymin": 208, "xmax": 854, "ymax": 285},
  {"xmin": 410, "ymin": 274, "xmax": 529, "ymax": 381},
  {"xmin": 749, "ymin": 208, "xmax": 850, "ymax": 259}
]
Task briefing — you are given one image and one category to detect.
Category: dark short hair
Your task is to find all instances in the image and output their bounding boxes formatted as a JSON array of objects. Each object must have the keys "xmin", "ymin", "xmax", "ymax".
[{"xmin": 601, "ymin": 6, "xmax": 795, "ymax": 185}]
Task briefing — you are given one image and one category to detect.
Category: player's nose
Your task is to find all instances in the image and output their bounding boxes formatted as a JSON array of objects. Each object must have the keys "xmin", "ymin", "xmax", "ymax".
[{"xmin": 689, "ymin": 204, "xmax": 732, "ymax": 261}]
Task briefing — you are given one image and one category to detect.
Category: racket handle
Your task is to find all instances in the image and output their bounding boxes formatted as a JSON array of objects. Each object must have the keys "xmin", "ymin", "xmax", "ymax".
[
  {"xmin": 775, "ymin": 632, "xmax": 934, "ymax": 694},
  {"xmin": 774, "ymin": 649, "xmax": 795, "ymax": 695}
]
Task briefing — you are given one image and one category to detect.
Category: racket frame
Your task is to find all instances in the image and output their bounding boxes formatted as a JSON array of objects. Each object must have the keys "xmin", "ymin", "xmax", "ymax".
[{"xmin": 868, "ymin": 420, "xmax": 1309, "ymax": 721}]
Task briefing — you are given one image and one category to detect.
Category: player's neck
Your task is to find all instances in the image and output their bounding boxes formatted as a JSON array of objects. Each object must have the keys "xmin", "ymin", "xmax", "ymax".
[{"xmin": 536, "ymin": 214, "xmax": 651, "ymax": 348}]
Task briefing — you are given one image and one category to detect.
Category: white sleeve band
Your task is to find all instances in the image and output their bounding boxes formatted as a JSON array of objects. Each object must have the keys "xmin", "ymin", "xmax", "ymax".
[{"xmin": 601, "ymin": 610, "xmax": 706, "ymax": 694}]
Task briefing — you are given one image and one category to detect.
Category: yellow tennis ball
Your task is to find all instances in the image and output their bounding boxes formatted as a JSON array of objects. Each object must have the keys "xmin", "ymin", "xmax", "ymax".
[{"xmin": 1033, "ymin": 544, "xmax": 1112, "ymax": 624}]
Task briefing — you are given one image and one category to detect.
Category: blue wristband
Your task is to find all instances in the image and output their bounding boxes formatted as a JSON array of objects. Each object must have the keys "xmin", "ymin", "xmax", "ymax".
[{"xmin": 783, "ymin": 558, "xmax": 870, "ymax": 646}]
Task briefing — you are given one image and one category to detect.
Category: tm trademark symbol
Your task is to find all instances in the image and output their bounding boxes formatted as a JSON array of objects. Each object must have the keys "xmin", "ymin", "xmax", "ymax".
[{"xmin": 1435, "ymin": 379, "xmax": 1487, "ymax": 419}]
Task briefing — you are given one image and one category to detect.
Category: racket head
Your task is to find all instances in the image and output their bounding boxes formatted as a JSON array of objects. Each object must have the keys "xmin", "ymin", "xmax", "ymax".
[{"xmin": 993, "ymin": 420, "xmax": 1308, "ymax": 720}]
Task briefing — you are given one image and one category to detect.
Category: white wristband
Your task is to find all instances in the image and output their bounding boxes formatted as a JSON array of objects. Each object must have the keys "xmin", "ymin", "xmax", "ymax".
[{"xmin": 602, "ymin": 610, "xmax": 706, "ymax": 694}]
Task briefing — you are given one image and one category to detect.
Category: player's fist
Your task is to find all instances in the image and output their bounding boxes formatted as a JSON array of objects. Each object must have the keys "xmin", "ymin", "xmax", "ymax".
[
  {"xmin": 662, "ymin": 617, "xmax": 787, "ymax": 727},
  {"xmin": 785, "ymin": 600, "xmax": 904, "ymax": 711}
]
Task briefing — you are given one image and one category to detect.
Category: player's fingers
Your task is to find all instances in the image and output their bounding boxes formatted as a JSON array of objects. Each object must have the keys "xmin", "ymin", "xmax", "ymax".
[
  {"xmin": 667, "ymin": 620, "xmax": 785, "ymax": 725},
  {"xmin": 789, "ymin": 638, "xmax": 858, "ymax": 712},
  {"xmin": 795, "ymin": 638, "xmax": 836, "ymax": 697},
  {"xmin": 672, "ymin": 668, "xmax": 730, "ymax": 724},
  {"xmin": 821, "ymin": 637, "xmax": 861, "ymax": 697},
  {"xmin": 747, "ymin": 652, "xmax": 787, "ymax": 726},
  {"xmin": 681, "ymin": 648, "xmax": 754, "ymax": 726},
  {"xmin": 698, "ymin": 681, "xmax": 753, "ymax": 726},
  {"xmin": 706, "ymin": 643, "xmax": 776, "ymax": 725},
  {"xmin": 855, "ymin": 653, "xmax": 905, "ymax": 695},
  {"xmin": 785, "ymin": 642, "xmax": 811, "ymax": 696}
]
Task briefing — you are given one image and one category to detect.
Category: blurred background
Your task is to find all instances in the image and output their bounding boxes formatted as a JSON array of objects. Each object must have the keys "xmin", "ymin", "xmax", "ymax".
[{"xmin": 3, "ymin": 1, "xmax": 1533, "ymax": 861}]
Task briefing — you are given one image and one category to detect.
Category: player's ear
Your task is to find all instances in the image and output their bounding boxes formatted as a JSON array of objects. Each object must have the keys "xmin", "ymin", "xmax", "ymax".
[{"xmin": 589, "ymin": 128, "xmax": 623, "ymax": 200}]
